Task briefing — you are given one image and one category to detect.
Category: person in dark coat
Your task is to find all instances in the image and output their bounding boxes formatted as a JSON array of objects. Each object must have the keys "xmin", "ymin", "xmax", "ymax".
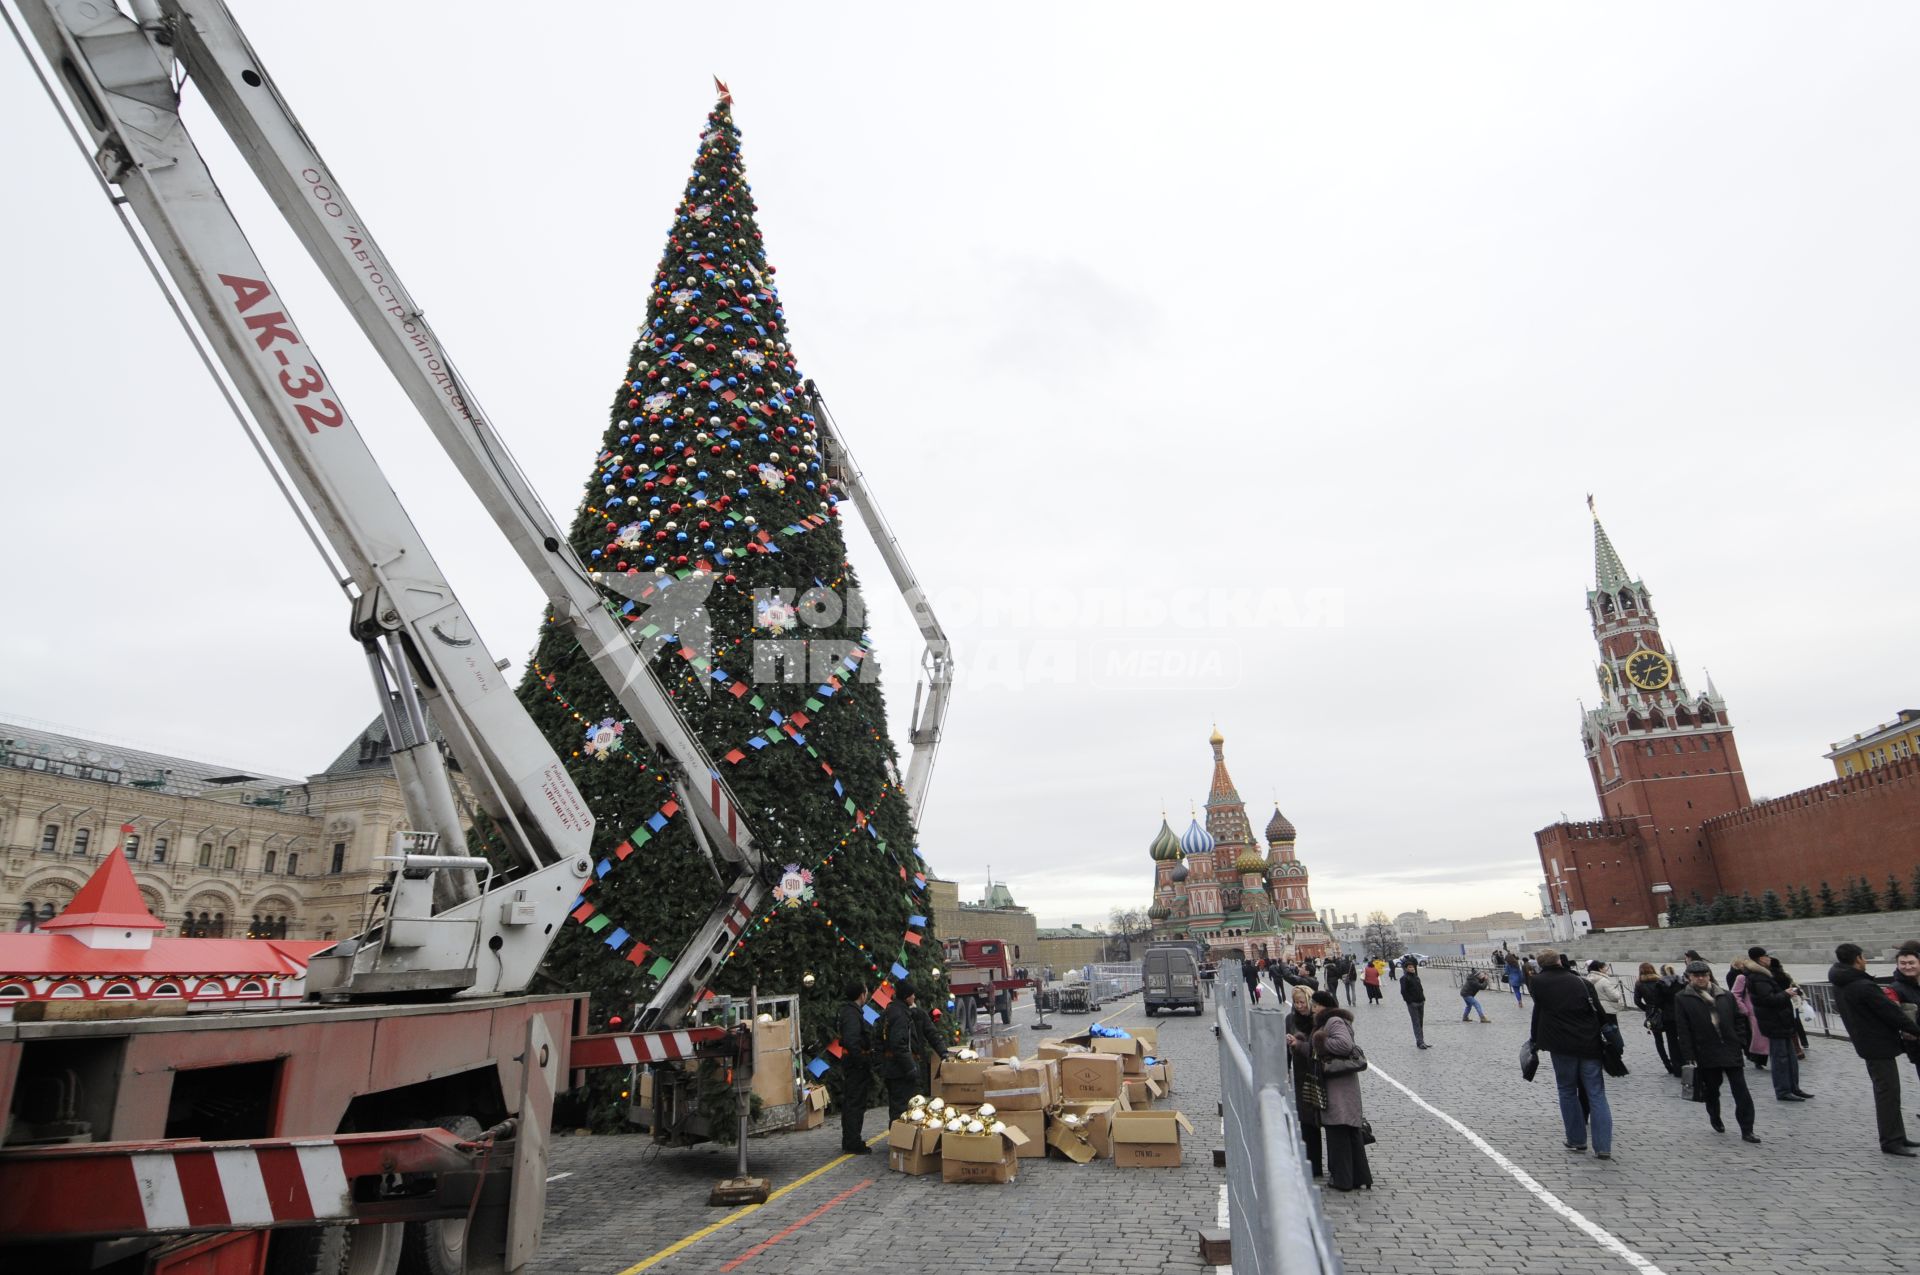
[
  {"xmin": 831, "ymin": 980, "xmax": 873, "ymax": 1153},
  {"xmin": 1310, "ymin": 990, "xmax": 1371, "ymax": 1191},
  {"xmin": 1742, "ymin": 946, "xmax": 1811, "ymax": 1101},
  {"xmin": 1890, "ymin": 941, "xmax": 1920, "ymax": 1086},
  {"xmin": 912, "ymin": 993, "xmax": 948, "ymax": 1097},
  {"xmin": 1341, "ymin": 958, "xmax": 1358, "ymax": 1007},
  {"xmin": 1633, "ymin": 962, "xmax": 1680, "ymax": 1076},
  {"xmin": 1828, "ymin": 942, "xmax": 1920, "ymax": 1155},
  {"xmin": 878, "ymin": 985, "xmax": 926, "ymax": 1123},
  {"xmin": 1241, "ymin": 958, "xmax": 1263, "ymax": 1004},
  {"xmin": 1528, "ymin": 949, "xmax": 1613, "ymax": 1158},
  {"xmin": 1671, "ymin": 961, "xmax": 1760, "ymax": 1142},
  {"xmin": 1400, "ymin": 957, "xmax": 1430, "ymax": 1048},
  {"xmin": 1284, "ymin": 984, "xmax": 1323, "ymax": 1177}
]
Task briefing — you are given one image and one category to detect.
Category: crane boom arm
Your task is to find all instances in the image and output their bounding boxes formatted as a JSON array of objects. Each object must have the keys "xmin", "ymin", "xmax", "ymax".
[
  {"xmin": 13, "ymin": 0, "xmax": 765, "ymax": 1017},
  {"xmin": 805, "ymin": 383, "xmax": 953, "ymax": 828}
]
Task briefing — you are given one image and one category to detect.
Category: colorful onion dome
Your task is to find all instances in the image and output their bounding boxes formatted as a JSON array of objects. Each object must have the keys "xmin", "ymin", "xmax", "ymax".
[
  {"xmin": 1265, "ymin": 805, "xmax": 1296, "ymax": 843},
  {"xmin": 1170, "ymin": 859, "xmax": 1190, "ymax": 883},
  {"xmin": 1235, "ymin": 847, "xmax": 1267, "ymax": 874},
  {"xmin": 1148, "ymin": 819, "xmax": 1182, "ymax": 862},
  {"xmin": 1148, "ymin": 901, "xmax": 1173, "ymax": 921},
  {"xmin": 1180, "ymin": 818, "xmax": 1216, "ymax": 857}
]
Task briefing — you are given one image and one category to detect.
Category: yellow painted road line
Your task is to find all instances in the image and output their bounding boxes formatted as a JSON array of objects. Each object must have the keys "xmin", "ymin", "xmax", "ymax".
[
  {"xmin": 617, "ymin": 1130, "xmax": 889, "ymax": 1273},
  {"xmin": 1096, "ymin": 1000, "xmax": 1137, "ymax": 1027}
]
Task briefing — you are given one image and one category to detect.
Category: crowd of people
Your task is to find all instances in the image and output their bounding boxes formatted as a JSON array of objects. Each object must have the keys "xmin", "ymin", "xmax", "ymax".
[{"xmin": 1271, "ymin": 935, "xmax": 1920, "ymax": 1195}]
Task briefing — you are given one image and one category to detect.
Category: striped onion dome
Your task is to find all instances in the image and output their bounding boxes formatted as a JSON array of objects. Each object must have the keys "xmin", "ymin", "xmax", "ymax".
[
  {"xmin": 1148, "ymin": 901, "xmax": 1173, "ymax": 921},
  {"xmin": 1148, "ymin": 819, "xmax": 1182, "ymax": 862},
  {"xmin": 1235, "ymin": 847, "xmax": 1267, "ymax": 874},
  {"xmin": 1180, "ymin": 818, "xmax": 1216, "ymax": 858}
]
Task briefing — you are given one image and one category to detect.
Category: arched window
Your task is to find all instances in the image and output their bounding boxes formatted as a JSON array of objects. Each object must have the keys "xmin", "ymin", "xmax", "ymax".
[
  {"xmin": 1619, "ymin": 589, "xmax": 1636, "ymax": 612},
  {"xmin": 286, "ymin": 853, "xmax": 299, "ymax": 876},
  {"xmin": 103, "ymin": 983, "xmax": 135, "ymax": 999},
  {"xmin": 125, "ymin": 834, "xmax": 141, "ymax": 860},
  {"xmin": 72, "ymin": 828, "xmax": 91, "ymax": 856},
  {"xmin": 193, "ymin": 981, "xmax": 225, "ymax": 998},
  {"xmin": 223, "ymin": 845, "xmax": 237, "ymax": 870},
  {"xmin": 198, "ymin": 843, "xmax": 213, "ymax": 867},
  {"xmin": 38, "ymin": 824, "xmax": 59, "ymax": 853},
  {"xmin": 0, "ymin": 984, "xmax": 29, "ymax": 999},
  {"xmin": 238, "ymin": 981, "xmax": 266, "ymax": 996},
  {"xmin": 51, "ymin": 982, "xmax": 86, "ymax": 999},
  {"xmin": 212, "ymin": 912, "xmax": 226, "ymax": 938},
  {"xmin": 264, "ymin": 850, "xmax": 277, "ymax": 875},
  {"xmin": 151, "ymin": 982, "xmax": 182, "ymax": 998}
]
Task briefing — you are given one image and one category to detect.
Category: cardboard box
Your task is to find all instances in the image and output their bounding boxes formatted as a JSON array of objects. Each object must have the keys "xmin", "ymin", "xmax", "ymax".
[
  {"xmin": 999, "ymin": 1108, "xmax": 1047, "ymax": 1157},
  {"xmin": 1055, "ymin": 1052, "xmax": 1125, "ymax": 1102},
  {"xmin": 982, "ymin": 1060, "xmax": 1054, "ymax": 1111},
  {"xmin": 1147, "ymin": 1061, "xmax": 1173, "ymax": 1095},
  {"xmin": 1035, "ymin": 1038, "xmax": 1072, "ymax": 1060},
  {"xmin": 1122, "ymin": 1075, "xmax": 1163, "ymax": 1108},
  {"xmin": 887, "ymin": 1118, "xmax": 943, "ymax": 1175},
  {"xmin": 990, "ymin": 1036, "xmax": 1021, "ymax": 1059},
  {"xmin": 752, "ymin": 1018, "xmax": 799, "ymax": 1108},
  {"xmin": 1045, "ymin": 1100, "xmax": 1118, "ymax": 1162},
  {"xmin": 932, "ymin": 1057, "xmax": 993, "ymax": 1105},
  {"xmin": 1110, "ymin": 1109, "xmax": 1194, "ymax": 1167},
  {"xmin": 793, "ymin": 1084, "xmax": 828, "ymax": 1130},
  {"xmin": 937, "ymin": 1123, "xmax": 1028, "ymax": 1184}
]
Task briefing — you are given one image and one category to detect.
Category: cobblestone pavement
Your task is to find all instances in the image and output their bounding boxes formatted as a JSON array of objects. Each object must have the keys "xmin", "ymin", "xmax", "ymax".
[
  {"xmin": 540, "ymin": 988, "xmax": 1920, "ymax": 1274},
  {"xmin": 1322, "ymin": 987, "xmax": 1919, "ymax": 1275},
  {"xmin": 540, "ymin": 996, "xmax": 1224, "ymax": 1274}
]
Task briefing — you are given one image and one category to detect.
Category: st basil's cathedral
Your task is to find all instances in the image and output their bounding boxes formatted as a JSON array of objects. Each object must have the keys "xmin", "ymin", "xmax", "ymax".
[{"xmin": 1147, "ymin": 729, "xmax": 1331, "ymax": 960}]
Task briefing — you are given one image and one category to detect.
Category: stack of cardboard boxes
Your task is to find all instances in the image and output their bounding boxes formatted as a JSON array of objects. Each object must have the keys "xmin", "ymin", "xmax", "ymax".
[{"xmin": 888, "ymin": 1025, "xmax": 1192, "ymax": 1181}]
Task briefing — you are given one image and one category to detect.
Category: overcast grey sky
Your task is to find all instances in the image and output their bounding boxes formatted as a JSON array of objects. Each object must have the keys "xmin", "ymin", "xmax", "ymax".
[{"xmin": 3, "ymin": 3, "xmax": 1915, "ymax": 931}]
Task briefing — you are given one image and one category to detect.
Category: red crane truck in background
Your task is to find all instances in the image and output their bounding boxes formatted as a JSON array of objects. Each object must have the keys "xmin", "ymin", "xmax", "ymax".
[
  {"xmin": 941, "ymin": 939, "xmax": 1037, "ymax": 1028},
  {"xmin": 0, "ymin": 1, "xmax": 951, "ymax": 1270}
]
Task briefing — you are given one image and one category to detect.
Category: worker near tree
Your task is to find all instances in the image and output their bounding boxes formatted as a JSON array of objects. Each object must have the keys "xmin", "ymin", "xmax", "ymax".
[
  {"xmin": 832, "ymin": 980, "xmax": 873, "ymax": 1154},
  {"xmin": 880, "ymin": 983, "xmax": 927, "ymax": 1121},
  {"xmin": 913, "ymin": 989, "xmax": 948, "ymax": 1096}
]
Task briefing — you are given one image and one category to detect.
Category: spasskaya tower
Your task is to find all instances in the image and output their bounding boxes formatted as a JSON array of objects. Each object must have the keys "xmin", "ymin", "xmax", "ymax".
[{"xmin": 1536, "ymin": 505, "xmax": 1751, "ymax": 930}]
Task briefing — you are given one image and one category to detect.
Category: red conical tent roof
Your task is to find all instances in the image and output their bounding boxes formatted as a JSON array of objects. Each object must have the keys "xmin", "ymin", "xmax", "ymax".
[{"xmin": 42, "ymin": 844, "xmax": 164, "ymax": 931}]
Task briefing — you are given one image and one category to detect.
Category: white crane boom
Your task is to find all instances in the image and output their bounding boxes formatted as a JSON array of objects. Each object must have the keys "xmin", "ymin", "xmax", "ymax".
[
  {"xmin": 804, "ymin": 383, "xmax": 953, "ymax": 828},
  {"xmin": 11, "ymin": 0, "xmax": 764, "ymax": 1019}
]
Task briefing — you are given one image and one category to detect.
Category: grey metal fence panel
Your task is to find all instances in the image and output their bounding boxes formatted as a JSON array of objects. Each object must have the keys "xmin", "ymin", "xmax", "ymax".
[{"xmin": 1216, "ymin": 964, "xmax": 1343, "ymax": 1275}]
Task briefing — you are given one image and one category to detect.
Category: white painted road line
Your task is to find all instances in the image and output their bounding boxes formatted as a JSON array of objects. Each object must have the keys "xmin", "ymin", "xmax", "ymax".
[
  {"xmin": 1213, "ymin": 1182, "xmax": 1233, "ymax": 1273},
  {"xmin": 547, "ymin": 1171, "xmax": 574, "ymax": 1183},
  {"xmin": 1368, "ymin": 1063, "xmax": 1668, "ymax": 1275}
]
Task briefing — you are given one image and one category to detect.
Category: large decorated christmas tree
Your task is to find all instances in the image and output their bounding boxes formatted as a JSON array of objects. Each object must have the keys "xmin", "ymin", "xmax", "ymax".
[{"xmin": 514, "ymin": 85, "xmax": 943, "ymax": 1109}]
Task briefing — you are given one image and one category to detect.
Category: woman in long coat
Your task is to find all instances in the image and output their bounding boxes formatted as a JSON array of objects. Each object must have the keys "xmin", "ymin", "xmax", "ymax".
[
  {"xmin": 1362, "ymin": 960, "xmax": 1383, "ymax": 1005},
  {"xmin": 1285, "ymin": 984, "xmax": 1323, "ymax": 1177},
  {"xmin": 1310, "ymin": 990, "xmax": 1372, "ymax": 1191},
  {"xmin": 1729, "ymin": 959, "xmax": 1771, "ymax": 1068}
]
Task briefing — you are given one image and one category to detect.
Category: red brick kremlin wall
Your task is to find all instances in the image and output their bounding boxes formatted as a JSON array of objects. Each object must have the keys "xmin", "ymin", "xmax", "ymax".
[{"xmin": 1704, "ymin": 756, "xmax": 1920, "ymax": 899}]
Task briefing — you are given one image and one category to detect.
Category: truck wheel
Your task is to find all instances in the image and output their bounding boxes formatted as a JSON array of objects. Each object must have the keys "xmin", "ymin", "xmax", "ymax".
[
  {"xmin": 399, "ymin": 1116, "xmax": 483, "ymax": 1275},
  {"xmin": 997, "ymin": 992, "xmax": 1012, "ymax": 1025},
  {"xmin": 268, "ymin": 1223, "xmax": 404, "ymax": 1275},
  {"xmin": 1144, "ymin": 1005, "xmax": 1157, "ymax": 1017}
]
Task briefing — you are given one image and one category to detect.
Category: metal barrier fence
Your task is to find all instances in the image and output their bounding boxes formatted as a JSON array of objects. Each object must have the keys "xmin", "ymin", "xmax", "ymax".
[
  {"xmin": 1080, "ymin": 962, "xmax": 1143, "ymax": 1007},
  {"xmin": 1216, "ymin": 966, "xmax": 1344, "ymax": 1275}
]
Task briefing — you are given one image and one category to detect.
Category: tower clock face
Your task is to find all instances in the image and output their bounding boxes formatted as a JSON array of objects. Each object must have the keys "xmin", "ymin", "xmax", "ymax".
[
  {"xmin": 1625, "ymin": 650, "xmax": 1674, "ymax": 691},
  {"xmin": 1597, "ymin": 663, "xmax": 1615, "ymax": 693}
]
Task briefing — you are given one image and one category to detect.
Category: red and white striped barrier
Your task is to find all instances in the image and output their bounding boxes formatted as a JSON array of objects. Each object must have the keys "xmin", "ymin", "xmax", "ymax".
[
  {"xmin": 569, "ymin": 1025, "xmax": 727, "ymax": 1069},
  {"xmin": 0, "ymin": 1129, "xmax": 475, "ymax": 1241}
]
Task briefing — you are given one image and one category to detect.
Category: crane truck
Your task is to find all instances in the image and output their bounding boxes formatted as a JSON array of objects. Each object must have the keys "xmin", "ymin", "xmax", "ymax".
[{"xmin": 0, "ymin": 1, "xmax": 952, "ymax": 1270}]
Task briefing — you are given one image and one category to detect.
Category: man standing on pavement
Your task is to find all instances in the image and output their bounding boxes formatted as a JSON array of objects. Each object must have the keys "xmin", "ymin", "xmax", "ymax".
[
  {"xmin": 1530, "ymin": 948, "xmax": 1613, "ymax": 1159},
  {"xmin": 1828, "ymin": 942, "xmax": 1920, "ymax": 1156},
  {"xmin": 1400, "ymin": 956, "xmax": 1430, "ymax": 1049},
  {"xmin": 832, "ymin": 980, "xmax": 873, "ymax": 1154},
  {"xmin": 1743, "ymin": 945, "xmax": 1812, "ymax": 1102},
  {"xmin": 879, "ymin": 984, "xmax": 926, "ymax": 1124},
  {"xmin": 1671, "ymin": 960, "xmax": 1761, "ymax": 1143}
]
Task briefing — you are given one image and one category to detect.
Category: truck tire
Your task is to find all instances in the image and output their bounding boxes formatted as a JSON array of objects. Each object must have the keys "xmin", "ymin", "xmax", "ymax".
[
  {"xmin": 267, "ymin": 1223, "xmax": 404, "ymax": 1275},
  {"xmin": 1144, "ymin": 1005, "xmax": 1157, "ymax": 1017},
  {"xmin": 399, "ymin": 1116, "xmax": 484, "ymax": 1275},
  {"xmin": 996, "ymin": 991, "xmax": 1012, "ymax": 1025}
]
